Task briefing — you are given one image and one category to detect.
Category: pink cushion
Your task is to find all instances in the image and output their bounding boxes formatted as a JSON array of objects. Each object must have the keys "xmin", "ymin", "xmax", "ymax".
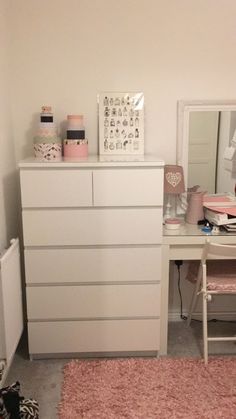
[{"xmin": 186, "ymin": 260, "xmax": 236, "ymax": 293}]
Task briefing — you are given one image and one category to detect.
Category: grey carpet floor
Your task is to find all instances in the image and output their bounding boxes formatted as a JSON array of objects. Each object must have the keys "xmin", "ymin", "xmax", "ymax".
[{"xmin": 5, "ymin": 320, "xmax": 236, "ymax": 419}]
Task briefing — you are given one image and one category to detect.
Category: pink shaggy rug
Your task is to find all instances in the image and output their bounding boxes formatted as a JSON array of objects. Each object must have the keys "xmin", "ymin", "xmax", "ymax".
[{"xmin": 58, "ymin": 357, "xmax": 236, "ymax": 419}]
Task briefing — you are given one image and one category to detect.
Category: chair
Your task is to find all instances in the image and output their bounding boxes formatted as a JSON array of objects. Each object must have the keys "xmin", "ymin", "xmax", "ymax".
[{"xmin": 186, "ymin": 239, "xmax": 236, "ymax": 364}]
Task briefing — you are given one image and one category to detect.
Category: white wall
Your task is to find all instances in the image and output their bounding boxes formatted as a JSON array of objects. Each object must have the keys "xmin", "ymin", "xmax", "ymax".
[
  {"xmin": 0, "ymin": 0, "xmax": 19, "ymax": 250},
  {"xmin": 8, "ymin": 0, "xmax": 236, "ymax": 163},
  {"xmin": 4, "ymin": 0, "xmax": 236, "ymax": 319}
]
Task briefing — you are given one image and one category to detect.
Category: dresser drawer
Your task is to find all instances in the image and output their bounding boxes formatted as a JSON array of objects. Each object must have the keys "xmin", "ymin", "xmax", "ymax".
[
  {"xmin": 28, "ymin": 319, "xmax": 160, "ymax": 354},
  {"xmin": 24, "ymin": 246, "xmax": 162, "ymax": 284},
  {"xmin": 22, "ymin": 208, "xmax": 162, "ymax": 246},
  {"xmin": 20, "ymin": 169, "xmax": 93, "ymax": 207},
  {"xmin": 93, "ymin": 168, "xmax": 163, "ymax": 206},
  {"xmin": 27, "ymin": 283, "xmax": 160, "ymax": 319}
]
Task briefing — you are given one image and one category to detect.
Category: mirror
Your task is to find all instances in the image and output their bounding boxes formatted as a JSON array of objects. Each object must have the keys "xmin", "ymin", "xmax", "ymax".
[{"xmin": 177, "ymin": 101, "xmax": 236, "ymax": 195}]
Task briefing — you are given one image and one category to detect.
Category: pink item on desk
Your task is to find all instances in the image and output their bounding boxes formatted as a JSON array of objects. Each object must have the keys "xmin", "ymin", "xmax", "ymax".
[
  {"xmin": 165, "ymin": 218, "xmax": 181, "ymax": 230},
  {"xmin": 204, "ymin": 195, "xmax": 232, "ymax": 203},
  {"xmin": 208, "ymin": 207, "xmax": 236, "ymax": 217},
  {"xmin": 203, "ymin": 194, "xmax": 236, "ymax": 217},
  {"xmin": 186, "ymin": 191, "xmax": 205, "ymax": 224}
]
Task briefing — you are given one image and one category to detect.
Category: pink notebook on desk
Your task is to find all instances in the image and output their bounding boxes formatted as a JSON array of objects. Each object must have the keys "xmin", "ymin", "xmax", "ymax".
[{"xmin": 203, "ymin": 195, "xmax": 236, "ymax": 217}]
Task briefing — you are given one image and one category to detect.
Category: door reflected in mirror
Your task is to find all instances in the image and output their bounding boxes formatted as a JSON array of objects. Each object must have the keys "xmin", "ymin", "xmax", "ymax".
[
  {"xmin": 178, "ymin": 101, "xmax": 236, "ymax": 198},
  {"xmin": 188, "ymin": 111, "xmax": 219, "ymax": 193},
  {"xmin": 187, "ymin": 110, "xmax": 236, "ymax": 194}
]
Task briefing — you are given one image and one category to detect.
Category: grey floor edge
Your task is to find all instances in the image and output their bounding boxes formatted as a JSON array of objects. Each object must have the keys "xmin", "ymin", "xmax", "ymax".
[{"xmin": 4, "ymin": 320, "xmax": 236, "ymax": 418}]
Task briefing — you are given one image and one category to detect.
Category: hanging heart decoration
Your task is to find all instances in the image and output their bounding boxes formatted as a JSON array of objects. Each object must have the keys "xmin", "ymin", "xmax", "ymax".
[{"xmin": 166, "ymin": 172, "xmax": 182, "ymax": 188}]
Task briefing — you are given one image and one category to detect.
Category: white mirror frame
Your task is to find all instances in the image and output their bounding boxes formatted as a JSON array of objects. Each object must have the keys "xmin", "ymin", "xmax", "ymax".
[{"xmin": 177, "ymin": 100, "xmax": 236, "ymax": 191}]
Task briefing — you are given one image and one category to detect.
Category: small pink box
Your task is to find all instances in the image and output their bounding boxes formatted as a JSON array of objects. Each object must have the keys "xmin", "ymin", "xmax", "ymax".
[{"xmin": 63, "ymin": 142, "xmax": 88, "ymax": 158}]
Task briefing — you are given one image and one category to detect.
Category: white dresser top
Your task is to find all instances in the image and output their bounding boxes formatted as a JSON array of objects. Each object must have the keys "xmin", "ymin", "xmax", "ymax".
[{"xmin": 19, "ymin": 154, "xmax": 164, "ymax": 168}]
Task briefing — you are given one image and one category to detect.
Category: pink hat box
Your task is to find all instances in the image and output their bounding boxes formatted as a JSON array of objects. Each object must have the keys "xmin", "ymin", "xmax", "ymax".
[
  {"xmin": 34, "ymin": 143, "xmax": 62, "ymax": 161},
  {"xmin": 63, "ymin": 139, "xmax": 88, "ymax": 158}
]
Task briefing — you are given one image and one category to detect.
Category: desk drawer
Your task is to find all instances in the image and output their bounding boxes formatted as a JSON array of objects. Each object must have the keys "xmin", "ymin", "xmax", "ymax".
[
  {"xmin": 24, "ymin": 246, "xmax": 162, "ymax": 284},
  {"xmin": 20, "ymin": 169, "xmax": 93, "ymax": 207},
  {"xmin": 169, "ymin": 245, "xmax": 204, "ymax": 260},
  {"xmin": 22, "ymin": 208, "xmax": 162, "ymax": 246},
  {"xmin": 26, "ymin": 284, "xmax": 160, "ymax": 319},
  {"xmin": 93, "ymin": 168, "xmax": 163, "ymax": 206},
  {"xmin": 28, "ymin": 319, "xmax": 160, "ymax": 354}
]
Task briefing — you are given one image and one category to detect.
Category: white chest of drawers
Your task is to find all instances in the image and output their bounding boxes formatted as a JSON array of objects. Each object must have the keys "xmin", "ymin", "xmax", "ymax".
[{"xmin": 19, "ymin": 155, "xmax": 164, "ymax": 358}]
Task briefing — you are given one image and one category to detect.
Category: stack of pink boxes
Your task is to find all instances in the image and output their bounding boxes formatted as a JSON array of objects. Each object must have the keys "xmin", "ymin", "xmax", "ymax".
[
  {"xmin": 63, "ymin": 115, "xmax": 88, "ymax": 158},
  {"xmin": 33, "ymin": 106, "xmax": 62, "ymax": 160}
]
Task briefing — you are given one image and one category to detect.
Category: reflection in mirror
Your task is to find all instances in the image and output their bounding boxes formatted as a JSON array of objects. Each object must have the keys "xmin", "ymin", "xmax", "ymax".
[
  {"xmin": 188, "ymin": 111, "xmax": 236, "ymax": 193},
  {"xmin": 188, "ymin": 111, "xmax": 219, "ymax": 193},
  {"xmin": 178, "ymin": 101, "xmax": 236, "ymax": 196}
]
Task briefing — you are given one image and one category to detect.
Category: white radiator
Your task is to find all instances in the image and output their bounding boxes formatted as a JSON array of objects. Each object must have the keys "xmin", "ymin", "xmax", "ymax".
[{"xmin": 0, "ymin": 238, "xmax": 23, "ymax": 385}]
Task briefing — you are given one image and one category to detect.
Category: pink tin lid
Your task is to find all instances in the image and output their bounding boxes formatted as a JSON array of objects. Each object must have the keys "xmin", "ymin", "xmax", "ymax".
[{"xmin": 165, "ymin": 218, "xmax": 180, "ymax": 224}]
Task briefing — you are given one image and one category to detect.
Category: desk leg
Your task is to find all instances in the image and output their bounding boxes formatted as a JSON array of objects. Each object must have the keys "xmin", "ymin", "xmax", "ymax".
[{"xmin": 159, "ymin": 244, "xmax": 170, "ymax": 355}]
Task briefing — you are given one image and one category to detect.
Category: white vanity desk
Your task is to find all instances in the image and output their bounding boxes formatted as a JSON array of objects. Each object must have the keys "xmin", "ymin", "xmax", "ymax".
[{"xmin": 160, "ymin": 223, "xmax": 236, "ymax": 355}]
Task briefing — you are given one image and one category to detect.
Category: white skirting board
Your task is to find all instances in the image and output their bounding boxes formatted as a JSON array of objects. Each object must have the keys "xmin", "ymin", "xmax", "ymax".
[{"xmin": 0, "ymin": 238, "xmax": 23, "ymax": 386}]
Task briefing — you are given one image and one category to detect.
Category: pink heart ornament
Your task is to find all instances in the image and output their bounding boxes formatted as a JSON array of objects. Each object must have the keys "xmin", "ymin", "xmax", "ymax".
[{"xmin": 166, "ymin": 172, "xmax": 182, "ymax": 188}]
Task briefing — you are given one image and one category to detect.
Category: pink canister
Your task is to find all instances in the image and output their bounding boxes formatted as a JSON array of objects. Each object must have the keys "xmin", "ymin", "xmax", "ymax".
[
  {"xmin": 186, "ymin": 191, "xmax": 205, "ymax": 224},
  {"xmin": 63, "ymin": 114, "xmax": 88, "ymax": 158},
  {"xmin": 63, "ymin": 139, "xmax": 88, "ymax": 158}
]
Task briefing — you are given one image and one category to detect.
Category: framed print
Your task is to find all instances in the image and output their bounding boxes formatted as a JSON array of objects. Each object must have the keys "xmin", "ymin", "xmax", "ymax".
[{"xmin": 98, "ymin": 91, "xmax": 144, "ymax": 155}]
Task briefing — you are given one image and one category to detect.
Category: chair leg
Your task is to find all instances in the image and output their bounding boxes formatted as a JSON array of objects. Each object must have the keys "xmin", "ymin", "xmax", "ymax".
[
  {"xmin": 202, "ymin": 291, "xmax": 208, "ymax": 364},
  {"xmin": 187, "ymin": 276, "xmax": 201, "ymax": 327}
]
